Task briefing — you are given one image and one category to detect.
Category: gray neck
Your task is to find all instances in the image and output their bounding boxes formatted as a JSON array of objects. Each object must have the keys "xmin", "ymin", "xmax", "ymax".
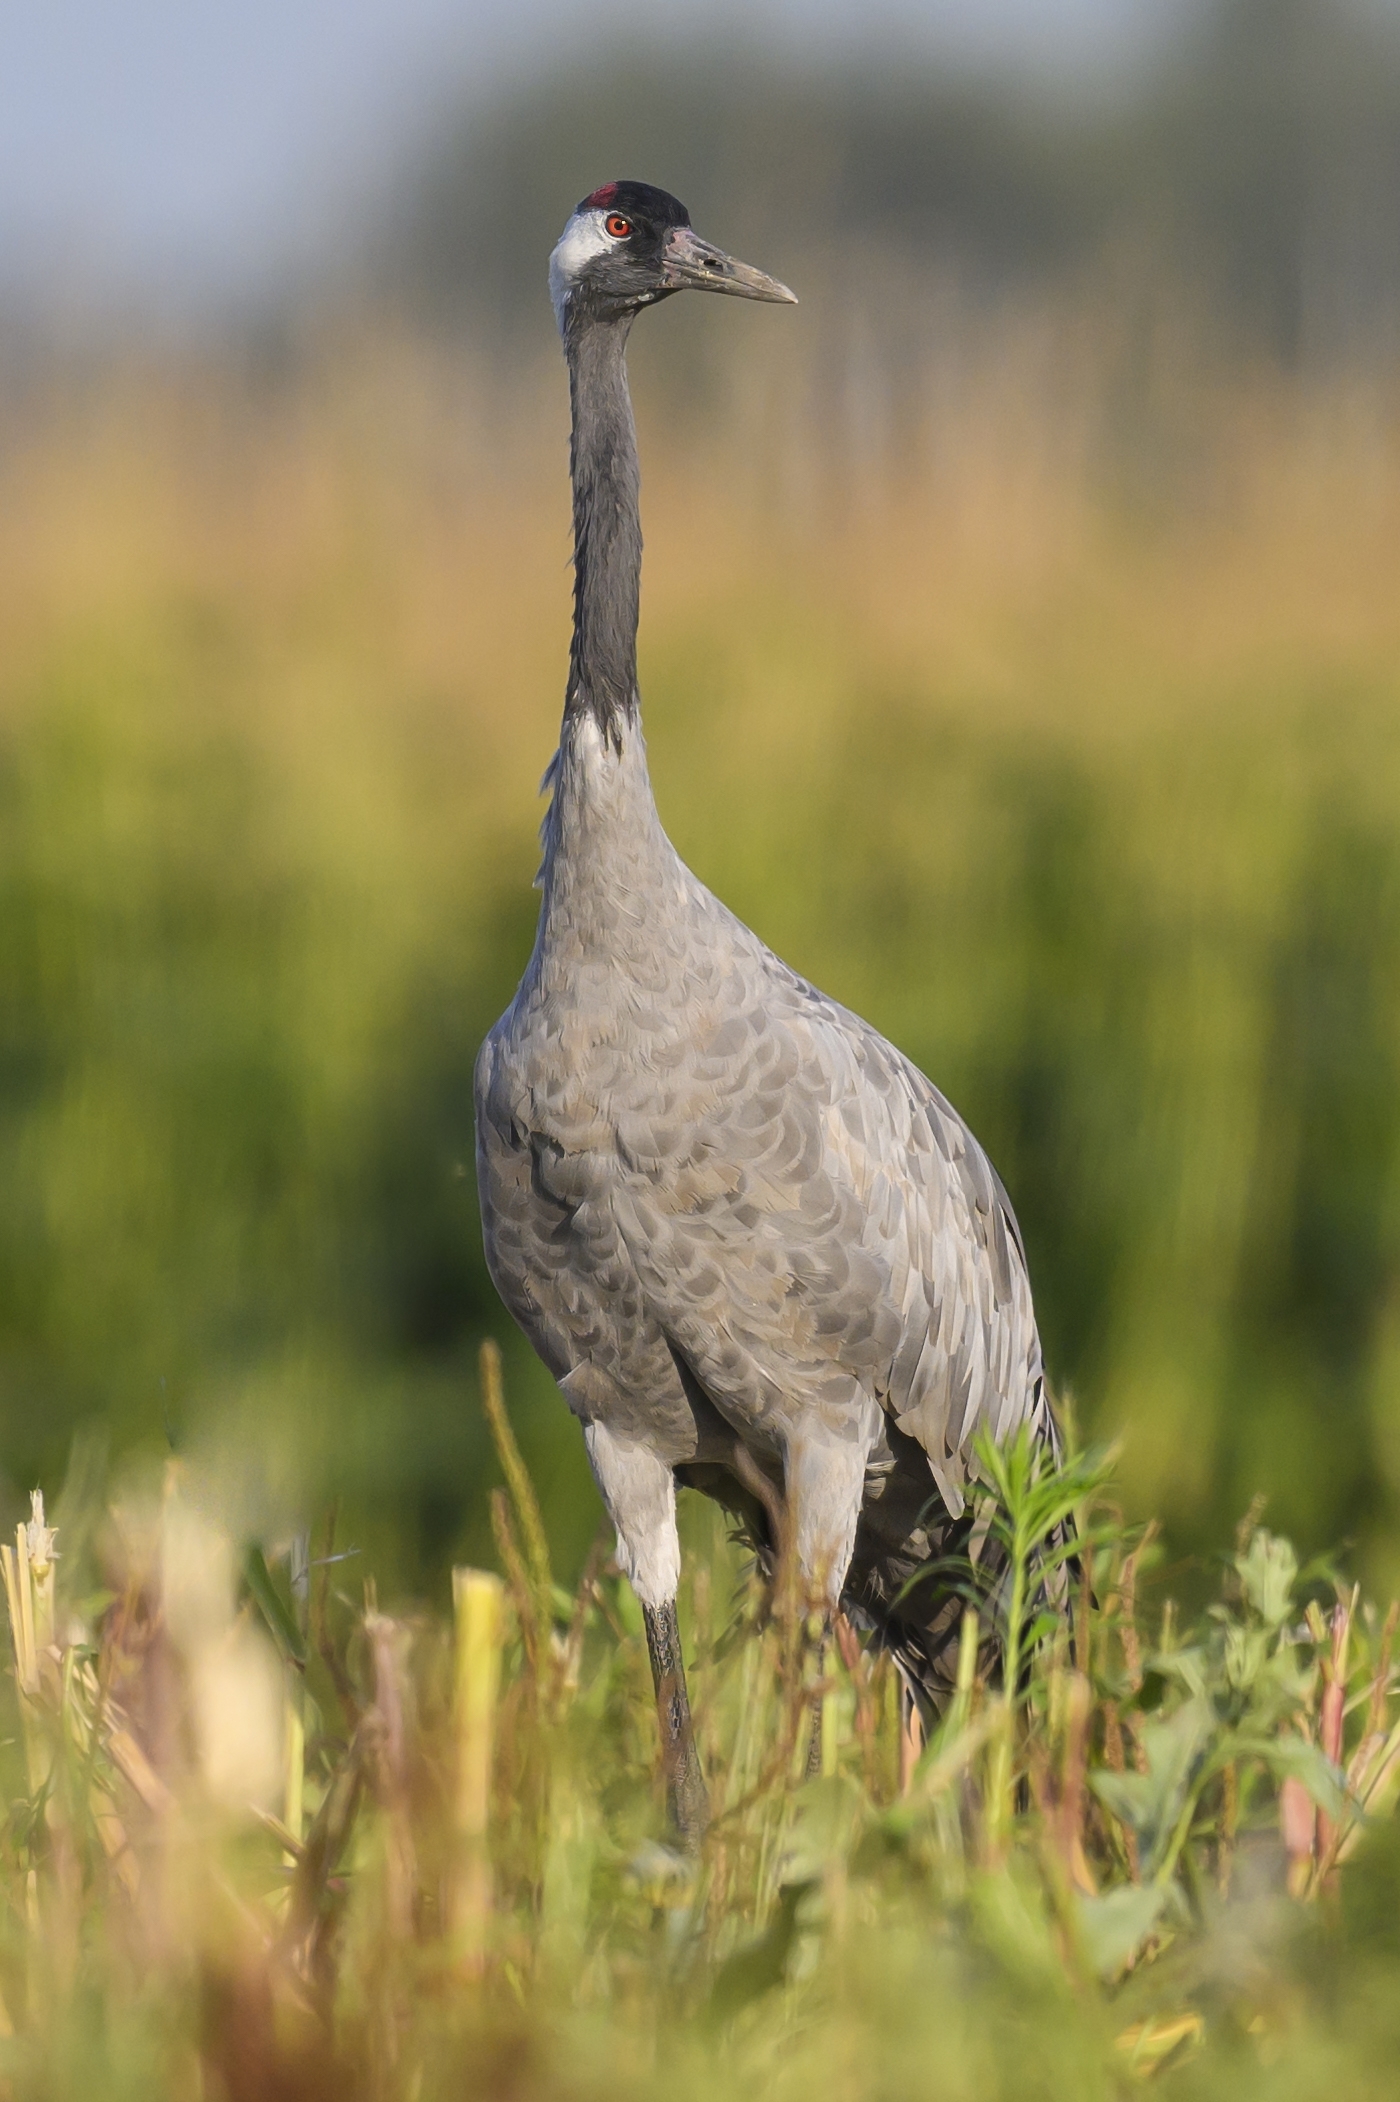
[{"xmin": 564, "ymin": 315, "xmax": 641, "ymax": 745}]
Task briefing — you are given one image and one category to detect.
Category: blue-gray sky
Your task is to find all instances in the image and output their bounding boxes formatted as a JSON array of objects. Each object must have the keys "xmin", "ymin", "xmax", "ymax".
[{"xmin": 0, "ymin": 0, "xmax": 1182, "ymax": 308}]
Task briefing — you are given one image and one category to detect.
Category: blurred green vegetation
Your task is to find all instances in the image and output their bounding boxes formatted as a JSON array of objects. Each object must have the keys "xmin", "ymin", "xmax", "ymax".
[{"xmin": 0, "ymin": 316, "xmax": 1398, "ymax": 1605}]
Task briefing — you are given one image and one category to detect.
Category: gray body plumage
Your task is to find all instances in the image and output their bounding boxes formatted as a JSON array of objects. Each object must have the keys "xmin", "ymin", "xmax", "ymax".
[{"xmin": 474, "ymin": 189, "xmax": 1057, "ymax": 1708}]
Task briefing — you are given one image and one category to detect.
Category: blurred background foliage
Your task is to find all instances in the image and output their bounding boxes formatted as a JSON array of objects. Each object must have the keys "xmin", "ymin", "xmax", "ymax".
[{"xmin": 2, "ymin": 0, "xmax": 1400, "ymax": 1605}]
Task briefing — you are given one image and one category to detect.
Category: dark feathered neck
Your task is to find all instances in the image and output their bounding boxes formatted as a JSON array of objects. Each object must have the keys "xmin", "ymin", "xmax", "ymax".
[{"xmin": 563, "ymin": 315, "xmax": 641, "ymax": 746}]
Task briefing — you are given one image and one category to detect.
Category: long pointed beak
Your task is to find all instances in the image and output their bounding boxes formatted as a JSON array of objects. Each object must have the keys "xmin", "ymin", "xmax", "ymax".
[{"xmin": 661, "ymin": 226, "xmax": 797, "ymax": 304}]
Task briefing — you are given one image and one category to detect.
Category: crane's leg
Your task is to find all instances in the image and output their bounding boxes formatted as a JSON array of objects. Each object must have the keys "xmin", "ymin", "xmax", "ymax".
[
  {"xmin": 786, "ymin": 1412, "xmax": 876, "ymax": 1778},
  {"xmin": 804, "ymin": 1630, "xmax": 831, "ymax": 1778},
  {"xmin": 786, "ymin": 1416, "xmax": 873, "ymax": 1614},
  {"xmin": 642, "ymin": 1597, "xmax": 709, "ymax": 1847},
  {"xmin": 583, "ymin": 1420, "xmax": 709, "ymax": 1850}
]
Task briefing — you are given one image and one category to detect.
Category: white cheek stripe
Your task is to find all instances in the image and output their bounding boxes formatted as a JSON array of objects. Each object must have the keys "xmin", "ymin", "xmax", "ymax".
[{"xmin": 549, "ymin": 208, "xmax": 615, "ymax": 328}]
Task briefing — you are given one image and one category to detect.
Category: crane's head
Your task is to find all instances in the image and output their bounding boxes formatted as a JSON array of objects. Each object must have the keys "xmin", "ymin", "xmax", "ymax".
[{"xmin": 549, "ymin": 180, "xmax": 796, "ymax": 334}]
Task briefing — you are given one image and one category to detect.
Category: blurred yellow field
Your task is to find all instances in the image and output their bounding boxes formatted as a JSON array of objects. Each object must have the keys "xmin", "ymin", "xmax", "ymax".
[{"xmin": 3, "ymin": 330, "xmax": 1398, "ymax": 1599}]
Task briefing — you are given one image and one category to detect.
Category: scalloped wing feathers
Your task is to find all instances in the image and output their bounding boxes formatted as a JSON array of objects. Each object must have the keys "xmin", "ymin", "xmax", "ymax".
[{"xmin": 475, "ymin": 728, "xmax": 1052, "ymax": 1523}]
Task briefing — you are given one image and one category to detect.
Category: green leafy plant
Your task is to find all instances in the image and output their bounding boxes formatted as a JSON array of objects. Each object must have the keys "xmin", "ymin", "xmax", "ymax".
[{"xmin": 0, "ymin": 1355, "xmax": 1397, "ymax": 2099}]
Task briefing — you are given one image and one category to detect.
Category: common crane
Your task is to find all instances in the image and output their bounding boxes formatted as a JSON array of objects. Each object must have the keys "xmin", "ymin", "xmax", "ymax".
[{"xmin": 475, "ymin": 182, "xmax": 1059, "ymax": 1846}]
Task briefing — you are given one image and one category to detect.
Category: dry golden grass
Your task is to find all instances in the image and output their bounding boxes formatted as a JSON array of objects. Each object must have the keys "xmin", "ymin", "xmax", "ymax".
[{"xmin": 0, "ymin": 1345, "xmax": 1397, "ymax": 2101}]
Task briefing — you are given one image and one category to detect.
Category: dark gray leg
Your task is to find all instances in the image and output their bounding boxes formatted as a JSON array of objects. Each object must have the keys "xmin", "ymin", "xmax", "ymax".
[
  {"xmin": 642, "ymin": 1599, "xmax": 709, "ymax": 1850},
  {"xmin": 804, "ymin": 1618, "xmax": 831, "ymax": 1778},
  {"xmin": 804, "ymin": 1695, "xmax": 825, "ymax": 1777}
]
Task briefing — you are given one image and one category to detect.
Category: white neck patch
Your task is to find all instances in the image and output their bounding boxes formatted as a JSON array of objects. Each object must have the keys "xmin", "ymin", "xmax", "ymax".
[{"xmin": 549, "ymin": 208, "xmax": 613, "ymax": 331}]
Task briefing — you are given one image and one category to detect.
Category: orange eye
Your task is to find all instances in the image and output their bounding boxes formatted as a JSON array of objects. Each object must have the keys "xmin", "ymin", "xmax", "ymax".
[{"xmin": 605, "ymin": 213, "xmax": 633, "ymax": 239}]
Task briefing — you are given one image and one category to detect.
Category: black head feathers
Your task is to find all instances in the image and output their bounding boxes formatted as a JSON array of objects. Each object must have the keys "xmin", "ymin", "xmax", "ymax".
[{"xmin": 577, "ymin": 181, "xmax": 690, "ymax": 229}]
